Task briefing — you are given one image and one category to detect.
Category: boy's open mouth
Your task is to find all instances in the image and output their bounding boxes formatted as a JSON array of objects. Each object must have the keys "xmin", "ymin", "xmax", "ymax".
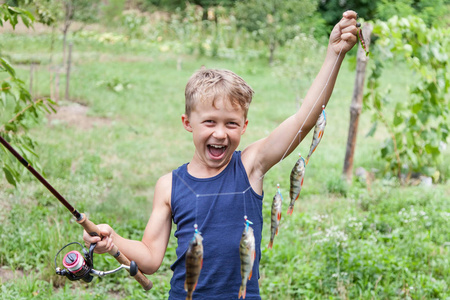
[{"xmin": 207, "ymin": 144, "xmax": 227, "ymax": 158}]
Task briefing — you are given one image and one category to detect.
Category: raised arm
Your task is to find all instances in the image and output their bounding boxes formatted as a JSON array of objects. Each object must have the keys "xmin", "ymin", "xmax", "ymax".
[
  {"xmin": 83, "ymin": 173, "xmax": 173, "ymax": 275},
  {"xmin": 243, "ymin": 11, "xmax": 358, "ymax": 190}
]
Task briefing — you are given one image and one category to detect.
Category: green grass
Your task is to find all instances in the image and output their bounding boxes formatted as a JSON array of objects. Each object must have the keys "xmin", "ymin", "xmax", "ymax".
[{"xmin": 1, "ymin": 30, "xmax": 449, "ymax": 300}]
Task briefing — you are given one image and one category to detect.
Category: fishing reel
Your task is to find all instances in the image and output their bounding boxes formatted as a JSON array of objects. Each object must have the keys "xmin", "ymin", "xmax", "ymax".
[{"xmin": 55, "ymin": 242, "xmax": 138, "ymax": 283}]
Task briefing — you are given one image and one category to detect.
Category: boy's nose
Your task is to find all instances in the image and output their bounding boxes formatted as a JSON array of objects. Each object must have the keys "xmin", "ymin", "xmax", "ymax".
[{"xmin": 212, "ymin": 126, "xmax": 226, "ymax": 139}]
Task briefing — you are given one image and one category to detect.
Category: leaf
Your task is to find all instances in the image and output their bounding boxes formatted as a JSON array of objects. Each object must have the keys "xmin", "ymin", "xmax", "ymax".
[
  {"xmin": 424, "ymin": 144, "xmax": 440, "ymax": 155},
  {"xmin": 4, "ymin": 123, "xmax": 17, "ymax": 132},
  {"xmin": 21, "ymin": 143, "xmax": 38, "ymax": 158},
  {"xmin": 3, "ymin": 166, "xmax": 17, "ymax": 187},
  {"xmin": 393, "ymin": 111, "xmax": 404, "ymax": 127},
  {"xmin": 365, "ymin": 121, "xmax": 378, "ymax": 137},
  {"xmin": 411, "ymin": 102, "xmax": 422, "ymax": 114},
  {"xmin": 0, "ymin": 92, "xmax": 6, "ymax": 107},
  {"xmin": 0, "ymin": 58, "xmax": 16, "ymax": 77},
  {"xmin": 406, "ymin": 149, "xmax": 418, "ymax": 167}
]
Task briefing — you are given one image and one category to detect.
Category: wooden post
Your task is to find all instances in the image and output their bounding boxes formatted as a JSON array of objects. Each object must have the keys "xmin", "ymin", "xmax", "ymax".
[
  {"xmin": 54, "ymin": 69, "xmax": 60, "ymax": 103},
  {"xmin": 65, "ymin": 43, "xmax": 73, "ymax": 100},
  {"xmin": 49, "ymin": 66, "xmax": 54, "ymax": 100},
  {"xmin": 342, "ymin": 24, "xmax": 373, "ymax": 183},
  {"xmin": 29, "ymin": 63, "xmax": 34, "ymax": 97}
]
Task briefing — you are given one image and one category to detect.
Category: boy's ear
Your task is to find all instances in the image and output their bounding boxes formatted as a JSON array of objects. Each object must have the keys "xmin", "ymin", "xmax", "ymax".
[
  {"xmin": 181, "ymin": 114, "xmax": 193, "ymax": 132},
  {"xmin": 241, "ymin": 119, "xmax": 249, "ymax": 135}
]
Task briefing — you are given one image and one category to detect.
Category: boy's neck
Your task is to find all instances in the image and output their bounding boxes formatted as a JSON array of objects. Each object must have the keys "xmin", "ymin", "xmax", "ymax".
[{"xmin": 186, "ymin": 155, "xmax": 233, "ymax": 179}]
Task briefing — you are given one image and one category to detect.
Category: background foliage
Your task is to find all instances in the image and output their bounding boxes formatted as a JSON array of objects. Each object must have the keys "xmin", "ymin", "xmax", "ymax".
[
  {"xmin": 0, "ymin": 0, "xmax": 449, "ymax": 299},
  {"xmin": 365, "ymin": 16, "xmax": 449, "ymax": 182}
]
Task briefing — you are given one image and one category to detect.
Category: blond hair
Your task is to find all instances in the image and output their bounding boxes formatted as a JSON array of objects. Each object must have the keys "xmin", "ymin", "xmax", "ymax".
[{"xmin": 185, "ymin": 69, "xmax": 254, "ymax": 118}]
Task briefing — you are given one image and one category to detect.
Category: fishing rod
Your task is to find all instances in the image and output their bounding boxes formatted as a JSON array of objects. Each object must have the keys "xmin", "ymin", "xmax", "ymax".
[{"xmin": 0, "ymin": 135, "xmax": 153, "ymax": 290}]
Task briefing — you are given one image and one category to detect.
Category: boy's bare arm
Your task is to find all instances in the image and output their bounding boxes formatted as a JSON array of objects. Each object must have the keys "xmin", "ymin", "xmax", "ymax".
[
  {"xmin": 243, "ymin": 11, "xmax": 358, "ymax": 187},
  {"xmin": 83, "ymin": 173, "xmax": 172, "ymax": 275}
]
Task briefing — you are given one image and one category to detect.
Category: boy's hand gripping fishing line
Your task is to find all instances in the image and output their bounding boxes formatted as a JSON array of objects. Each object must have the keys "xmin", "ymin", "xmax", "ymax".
[{"xmin": 0, "ymin": 135, "xmax": 153, "ymax": 291}]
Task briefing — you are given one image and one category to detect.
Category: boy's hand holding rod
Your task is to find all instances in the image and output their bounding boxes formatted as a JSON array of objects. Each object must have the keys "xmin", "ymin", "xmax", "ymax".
[{"xmin": 0, "ymin": 135, "xmax": 153, "ymax": 291}]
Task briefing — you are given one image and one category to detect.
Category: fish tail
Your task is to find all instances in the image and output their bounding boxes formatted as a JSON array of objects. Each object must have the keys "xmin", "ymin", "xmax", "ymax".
[
  {"xmin": 185, "ymin": 291, "xmax": 193, "ymax": 300},
  {"xmin": 305, "ymin": 156, "xmax": 310, "ymax": 166},
  {"xmin": 287, "ymin": 205, "xmax": 294, "ymax": 215},
  {"xmin": 239, "ymin": 285, "xmax": 247, "ymax": 299},
  {"xmin": 268, "ymin": 240, "xmax": 273, "ymax": 249}
]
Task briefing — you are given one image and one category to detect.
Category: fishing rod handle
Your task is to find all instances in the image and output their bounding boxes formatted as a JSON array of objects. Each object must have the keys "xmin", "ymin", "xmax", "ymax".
[{"xmin": 77, "ymin": 213, "xmax": 153, "ymax": 291}]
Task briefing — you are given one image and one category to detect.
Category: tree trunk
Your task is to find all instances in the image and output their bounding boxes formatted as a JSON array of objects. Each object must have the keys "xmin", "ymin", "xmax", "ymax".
[
  {"xmin": 65, "ymin": 43, "xmax": 72, "ymax": 100},
  {"xmin": 342, "ymin": 24, "xmax": 373, "ymax": 183},
  {"xmin": 269, "ymin": 40, "xmax": 276, "ymax": 65},
  {"xmin": 29, "ymin": 63, "xmax": 34, "ymax": 98},
  {"xmin": 62, "ymin": 0, "xmax": 73, "ymax": 76}
]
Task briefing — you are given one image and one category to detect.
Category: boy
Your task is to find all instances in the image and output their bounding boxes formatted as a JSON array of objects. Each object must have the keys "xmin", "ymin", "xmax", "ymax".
[{"xmin": 84, "ymin": 10, "xmax": 358, "ymax": 299}]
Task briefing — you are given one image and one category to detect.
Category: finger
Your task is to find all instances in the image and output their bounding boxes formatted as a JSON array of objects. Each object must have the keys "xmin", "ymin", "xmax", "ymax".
[
  {"xmin": 107, "ymin": 242, "xmax": 115, "ymax": 252},
  {"xmin": 83, "ymin": 231, "xmax": 101, "ymax": 243},
  {"xmin": 99, "ymin": 229, "xmax": 111, "ymax": 237},
  {"xmin": 341, "ymin": 32, "xmax": 357, "ymax": 43},
  {"xmin": 339, "ymin": 16, "xmax": 357, "ymax": 29},
  {"xmin": 343, "ymin": 10, "xmax": 357, "ymax": 20},
  {"xmin": 105, "ymin": 236, "xmax": 112, "ymax": 247},
  {"xmin": 341, "ymin": 25, "xmax": 358, "ymax": 36},
  {"xmin": 90, "ymin": 239, "xmax": 109, "ymax": 253},
  {"xmin": 102, "ymin": 236, "xmax": 115, "ymax": 252}
]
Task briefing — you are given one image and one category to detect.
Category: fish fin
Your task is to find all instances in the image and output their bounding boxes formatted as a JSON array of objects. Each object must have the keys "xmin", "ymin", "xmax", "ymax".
[
  {"xmin": 268, "ymin": 240, "xmax": 273, "ymax": 249},
  {"xmin": 305, "ymin": 156, "xmax": 310, "ymax": 166},
  {"xmin": 248, "ymin": 269, "xmax": 253, "ymax": 280},
  {"xmin": 318, "ymin": 130, "xmax": 323, "ymax": 139},
  {"xmin": 184, "ymin": 281, "xmax": 187, "ymax": 291},
  {"xmin": 276, "ymin": 227, "xmax": 279, "ymax": 236},
  {"xmin": 277, "ymin": 212, "xmax": 281, "ymax": 221}
]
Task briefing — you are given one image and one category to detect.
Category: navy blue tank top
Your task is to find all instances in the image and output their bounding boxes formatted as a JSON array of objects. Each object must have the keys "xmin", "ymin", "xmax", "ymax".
[{"xmin": 169, "ymin": 151, "xmax": 263, "ymax": 299}]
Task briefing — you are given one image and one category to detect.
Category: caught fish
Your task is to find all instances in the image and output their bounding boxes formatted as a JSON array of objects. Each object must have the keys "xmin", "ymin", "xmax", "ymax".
[
  {"xmin": 305, "ymin": 108, "xmax": 327, "ymax": 166},
  {"xmin": 239, "ymin": 225, "xmax": 255, "ymax": 299},
  {"xmin": 287, "ymin": 154, "xmax": 306, "ymax": 215},
  {"xmin": 268, "ymin": 184, "xmax": 283, "ymax": 249},
  {"xmin": 185, "ymin": 232, "xmax": 203, "ymax": 300}
]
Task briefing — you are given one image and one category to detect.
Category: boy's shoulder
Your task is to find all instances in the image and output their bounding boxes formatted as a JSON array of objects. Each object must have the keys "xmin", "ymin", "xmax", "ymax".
[
  {"xmin": 154, "ymin": 172, "xmax": 172, "ymax": 208},
  {"xmin": 157, "ymin": 172, "xmax": 172, "ymax": 190}
]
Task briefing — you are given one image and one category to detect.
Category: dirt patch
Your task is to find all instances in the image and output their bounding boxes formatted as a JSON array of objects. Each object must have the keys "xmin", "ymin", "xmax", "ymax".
[
  {"xmin": 47, "ymin": 102, "xmax": 111, "ymax": 130},
  {"xmin": 0, "ymin": 268, "xmax": 24, "ymax": 283}
]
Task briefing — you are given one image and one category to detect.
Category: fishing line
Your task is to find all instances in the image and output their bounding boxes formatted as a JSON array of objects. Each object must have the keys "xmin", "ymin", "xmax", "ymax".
[
  {"xmin": 194, "ymin": 194, "xmax": 199, "ymax": 233},
  {"xmin": 174, "ymin": 42, "xmax": 346, "ymax": 233},
  {"xmin": 278, "ymin": 45, "xmax": 344, "ymax": 165}
]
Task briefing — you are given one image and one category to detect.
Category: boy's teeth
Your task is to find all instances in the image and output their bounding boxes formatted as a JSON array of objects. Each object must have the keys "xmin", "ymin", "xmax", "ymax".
[{"xmin": 208, "ymin": 144, "xmax": 226, "ymax": 157}]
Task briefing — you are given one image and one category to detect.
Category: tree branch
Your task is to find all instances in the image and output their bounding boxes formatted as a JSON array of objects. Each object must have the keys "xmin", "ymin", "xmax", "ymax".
[{"xmin": 0, "ymin": 98, "xmax": 44, "ymax": 132}]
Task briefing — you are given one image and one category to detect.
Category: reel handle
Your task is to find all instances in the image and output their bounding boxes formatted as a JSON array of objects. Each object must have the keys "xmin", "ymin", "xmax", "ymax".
[
  {"xmin": 129, "ymin": 261, "xmax": 138, "ymax": 277},
  {"xmin": 77, "ymin": 213, "xmax": 153, "ymax": 290}
]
